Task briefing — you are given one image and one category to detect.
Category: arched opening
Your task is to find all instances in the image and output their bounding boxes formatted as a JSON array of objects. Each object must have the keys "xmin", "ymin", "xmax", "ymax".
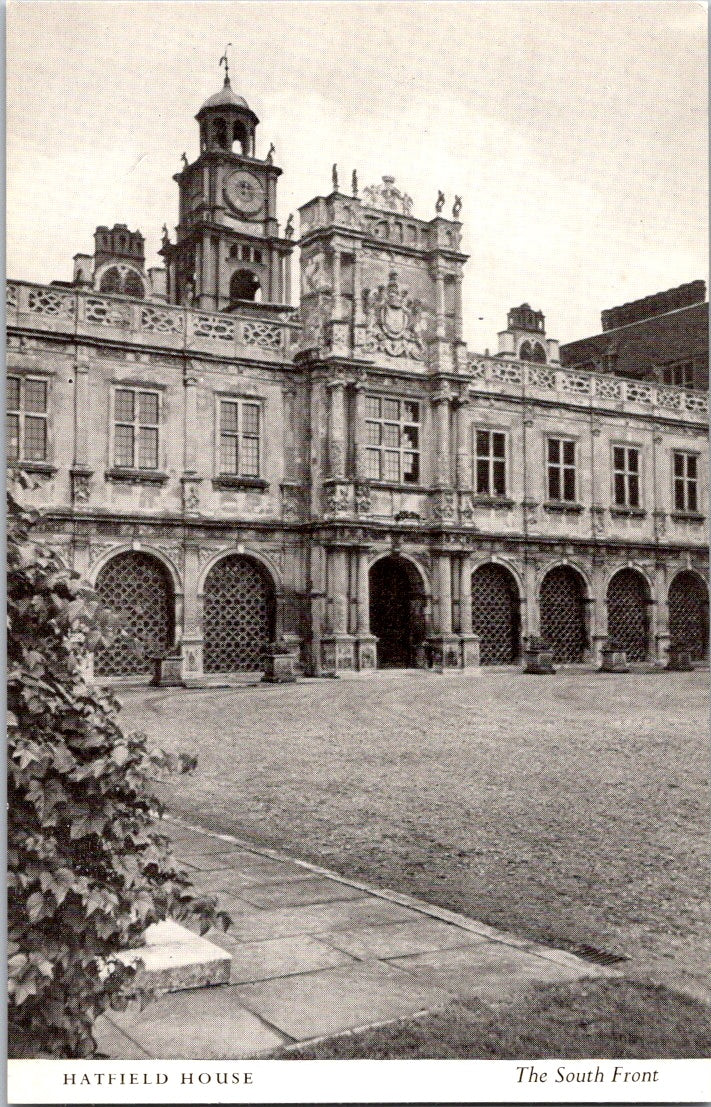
[
  {"xmin": 540, "ymin": 566, "xmax": 587, "ymax": 663},
  {"xmin": 98, "ymin": 265, "xmax": 145, "ymax": 299},
  {"xmin": 669, "ymin": 571, "xmax": 709, "ymax": 662},
  {"xmin": 369, "ymin": 555, "xmax": 426, "ymax": 668},
  {"xmin": 471, "ymin": 563, "xmax": 520, "ymax": 664},
  {"xmin": 94, "ymin": 552, "xmax": 174, "ymax": 677},
  {"xmin": 203, "ymin": 555, "xmax": 275, "ymax": 673},
  {"xmin": 230, "ymin": 268, "xmax": 261, "ymax": 304},
  {"xmin": 519, "ymin": 340, "xmax": 532, "ymax": 361},
  {"xmin": 531, "ymin": 342, "xmax": 546, "ymax": 363},
  {"xmin": 123, "ymin": 269, "xmax": 145, "ymax": 299},
  {"xmin": 607, "ymin": 568, "xmax": 650, "ymax": 661},
  {"xmin": 99, "ymin": 267, "xmax": 122, "ymax": 295}
]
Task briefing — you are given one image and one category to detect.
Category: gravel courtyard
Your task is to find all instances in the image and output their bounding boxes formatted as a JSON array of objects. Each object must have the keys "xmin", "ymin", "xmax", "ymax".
[{"xmin": 118, "ymin": 669, "xmax": 709, "ymax": 1002}]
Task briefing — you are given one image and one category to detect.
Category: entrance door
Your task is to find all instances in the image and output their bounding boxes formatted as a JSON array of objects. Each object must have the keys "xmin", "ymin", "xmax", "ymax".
[
  {"xmin": 94, "ymin": 551, "xmax": 173, "ymax": 677},
  {"xmin": 369, "ymin": 556, "xmax": 424, "ymax": 668},
  {"xmin": 203, "ymin": 555, "xmax": 275, "ymax": 673}
]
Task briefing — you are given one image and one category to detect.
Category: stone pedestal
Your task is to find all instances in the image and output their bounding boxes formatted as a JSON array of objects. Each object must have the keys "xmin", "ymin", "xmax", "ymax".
[
  {"xmin": 262, "ymin": 641, "xmax": 298, "ymax": 683},
  {"xmin": 151, "ymin": 652, "xmax": 183, "ymax": 687},
  {"xmin": 426, "ymin": 635, "xmax": 461, "ymax": 671},
  {"xmin": 115, "ymin": 919, "xmax": 231, "ymax": 995},
  {"xmin": 599, "ymin": 648, "xmax": 629, "ymax": 673},
  {"xmin": 320, "ymin": 635, "xmax": 355, "ymax": 673},
  {"xmin": 356, "ymin": 635, "xmax": 378, "ymax": 671},
  {"xmin": 523, "ymin": 647, "xmax": 556, "ymax": 674},
  {"xmin": 666, "ymin": 645, "xmax": 694, "ymax": 672},
  {"xmin": 180, "ymin": 638, "xmax": 204, "ymax": 687},
  {"xmin": 460, "ymin": 634, "xmax": 480, "ymax": 669}
]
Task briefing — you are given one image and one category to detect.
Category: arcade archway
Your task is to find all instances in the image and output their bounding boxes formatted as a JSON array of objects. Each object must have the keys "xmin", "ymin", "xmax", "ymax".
[{"xmin": 369, "ymin": 555, "xmax": 426, "ymax": 668}]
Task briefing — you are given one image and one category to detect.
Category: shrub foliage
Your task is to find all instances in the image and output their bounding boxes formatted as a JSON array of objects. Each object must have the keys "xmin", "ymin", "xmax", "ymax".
[{"xmin": 7, "ymin": 487, "xmax": 227, "ymax": 1058}]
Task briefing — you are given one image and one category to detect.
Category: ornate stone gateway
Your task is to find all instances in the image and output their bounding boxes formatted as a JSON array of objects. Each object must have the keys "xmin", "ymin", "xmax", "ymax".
[
  {"xmin": 540, "ymin": 566, "xmax": 587, "ymax": 663},
  {"xmin": 369, "ymin": 555, "xmax": 425, "ymax": 668},
  {"xmin": 472, "ymin": 563, "xmax": 520, "ymax": 665},
  {"xmin": 94, "ymin": 552, "xmax": 174, "ymax": 677},
  {"xmin": 668, "ymin": 571, "xmax": 708, "ymax": 661},
  {"xmin": 203, "ymin": 555, "xmax": 274, "ymax": 673},
  {"xmin": 607, "ymin": 568, "xmax": 650, "ymax": 662}
]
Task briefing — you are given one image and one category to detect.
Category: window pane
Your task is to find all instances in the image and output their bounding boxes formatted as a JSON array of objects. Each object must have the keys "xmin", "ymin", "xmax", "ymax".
[
  {"xmin": 628, "ymin": 474, "xmax": 639, "ymax": 507},
  {"xmin": 476, "ymin": 430, "xmax": 489, "ymax": 457},
  {"xmin": 563, "ymin": 440, "xmax": 575, "ymax": 465},
  {"xmin": 404, "ymin": 401, "xmax": 419, "ymax": 423},
  {"xmin": 365, "ymin": 421, "xmax": 381, "ymax": 446},
  {"xmin": 7, "ymin": 376, "xmax": 20, "ymax": 412},
  {"xmin": 365, "ymin": 395, "xmax": 381, "ymax": 418},
  {"xmin": 220, "ymin": 401, "xmax": 239, "ymax": 433},
  {"xmin": 383, "ymin": 451, "xmax": 400, "ymax": 482},
  {"xmin": 365, "ymin": 449, "xmax": 380, "ymax": 479},
  {"xmin": 687, "ymin": 455, "xmax": 697, "ymax": 480},
  {"xmin": 24, "ymin": 416, "xmax": 47, "ymax": 461},
  {"xmin": 477, "ymin": 459, "xmax": 490, "ymax": 496},
  {"xmin": 115, "ymin": 424, "xmax": 134, "ymax": 466},
  {"xmin": 383, "ymin": 423, "xmax": 399, "ymax": 447},
  {"xmin": 674, "ymin": 478, "xmax": 685, "ymax": 511},
  {"xmin": 242, "ymin": 403, "xmax": 260, "ymax": 436},
  {"xmin": 241, "ymin": 436, "xmax": 259, "ymax": 476},
  {"xmin": 548, "ymin": 438, "xmax": 560, "ymax": 464},
  {"xmin": 24, "ymin": 379, "xmax": 47, "ymax": 413},
  {"xmin": 673, "ymin": 452, "xmax": 684, "ymax": 477},
  {"xmin": 687, "ymin": 484, "xmax": 698, "ymax": 512},
  {"xmin": 382, "ymin": 398, "xmax": 399, "ymax": 420},
  {"xmin": 403, "ymin": 452, "xmax": 419, "ymax": 483},
  {"xmin": 220, "ymin": 434, "xmax": 238, "ymax": 473},
  {"xmin": 137, "ymin": 426, "xmax": 158, "ymax": 469},
  {"xmin": 627, "ymin": 449, "xmax": 639, "ymax": 473},
  {"xmin": 493, "ymin": 432, "xmax": 506, "ymax": 458},
  {"xmin": 613, "ymin": 447, "xmax": 625, "ymax": 471},
  {"xmin": 7, "ymin": 413, "xmax": 19, "ymax": 460},
  {"xmin": 563, "ymin": 468, "xmax": 575, "ymax": 501},
  {"xmin": 138, "ymin": 391, "xmax": 159, "ymax": 425},
  {"xmin": 115, "ymin": 389, "xmax": 134, "ymax": 422},
  {"xmin": 402, "ymin": 425, "xmax": 418, "ymax": 449},
  {"xmin": 614, "ymin": 473, "xmax": 626, "ymax": 505},
  {"xmin": 548, "ymin": 466, "xmax": 560, "ymax": 500},
  {"xmin": 493, "ymin": 460, "xmax": 506, "ymax": 496}
]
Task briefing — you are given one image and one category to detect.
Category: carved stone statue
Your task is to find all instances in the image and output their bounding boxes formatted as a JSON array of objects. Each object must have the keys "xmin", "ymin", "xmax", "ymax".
[
  {"xmin": 266, "ymin": 142, "xmax": 275, "ymax": 164},
  {"xmin": 161, "ymin": 224, "xmax": 170, "ymax": 249},
  {"xmin": 362, "ymin": 176, "xmax": 413, "ymax": 215},
  {"xmin": 362, "ymin": 270, "xmax": 425, "ymax": 360},
  {"xmin": 352, "ymin": 169, "xmax": 358, "ymax": 197},
  {"xmin": 332, "ymin": 163, "xmax": 339, "ymax": 191},
  {"xmin": 284, "ymin": 213, "xmax": 294, "ymax": 240},
  {"xmin": 436, "ymin": 190, "xmax": 445, "ymax": 214},
  {"xmin": 181, "ymin": 152, "xmax": 189, "ymax": 170},
  {"xmin": 452, "ymin": 195, "xmax": 462, "ymax": 219}
]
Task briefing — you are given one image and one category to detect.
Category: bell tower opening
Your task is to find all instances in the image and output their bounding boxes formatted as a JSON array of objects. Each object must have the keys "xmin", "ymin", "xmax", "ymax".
[{"xmin": 230, "ymin": 269, "xmax": 261, "ymax": 304}]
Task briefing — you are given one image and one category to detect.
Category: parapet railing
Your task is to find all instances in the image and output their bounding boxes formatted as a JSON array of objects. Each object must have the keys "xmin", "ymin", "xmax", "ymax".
[
  {"xmin": 468, "ymin": 355, "xmax": 708, "ymax": 418},
  {"xmin": 6, "ymin": 280, "xmax": 300, "ymax": 359}
]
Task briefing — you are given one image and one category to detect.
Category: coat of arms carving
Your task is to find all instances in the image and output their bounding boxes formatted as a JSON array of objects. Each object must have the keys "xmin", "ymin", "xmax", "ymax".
[{"xmin": 362, "ymin": 271, "xmax": 426, "ymax": 360}]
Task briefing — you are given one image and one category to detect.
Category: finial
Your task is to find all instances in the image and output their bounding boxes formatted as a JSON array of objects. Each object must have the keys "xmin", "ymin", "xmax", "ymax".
[
  {"xmin": 435, "ymin": 190, "xmax": 445, "ymax": 214},
  {"xmin": 219, "ymin": 43, "xmax": 233, "ymax": 84},
  {"xmin": 285, "ymin": 214, "xmax": 294, "ymax": 240},
  {"xmin": 352, "ymin": 169, "xmax": 358, "ymax": 197},
  {"xmin": 452, "ymin": 195, "xmax": 462, "ymax": 219},
  {"xmin": 181, "ymin": 152, "xmax": 188, "ymax": 170},
  {"xmin": 332, "ymin": 163, "xmax": 339, "ymax": 191},
  {"xmin": 266, "ymin": 142, "xmax": 275, "ymax": 164}
]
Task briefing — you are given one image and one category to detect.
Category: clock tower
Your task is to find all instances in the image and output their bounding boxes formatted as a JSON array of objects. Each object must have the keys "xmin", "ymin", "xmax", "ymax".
[{"xmin": 165, "ymin": 70, "xmax": 294, "ymax": 311}]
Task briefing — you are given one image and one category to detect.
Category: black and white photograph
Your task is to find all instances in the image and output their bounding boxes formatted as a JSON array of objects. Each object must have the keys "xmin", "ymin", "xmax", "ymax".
[{"xmin": 6, "ymin": 1, "xmax": 710, "ymax": 1101}]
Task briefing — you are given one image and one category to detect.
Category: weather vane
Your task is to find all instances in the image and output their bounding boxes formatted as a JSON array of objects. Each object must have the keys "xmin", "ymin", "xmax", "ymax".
[{"xmin": 219, "ymin": 43, "xmax": 232, "ymax": 83}]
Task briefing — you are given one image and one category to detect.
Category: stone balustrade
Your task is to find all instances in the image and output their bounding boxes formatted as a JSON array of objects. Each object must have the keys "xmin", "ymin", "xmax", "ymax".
[
  {"xmin": 468, "ymin": 354, "xmax": 708, "ymax": 420},
  {"xmin": 6, "ymin": 280, "xmax": 300, "ymax": 361}
]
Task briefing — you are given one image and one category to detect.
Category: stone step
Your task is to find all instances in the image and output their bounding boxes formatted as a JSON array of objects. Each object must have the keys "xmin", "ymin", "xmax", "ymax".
[{"xmin": 115, "ymin": 918, "xmax": 231, "ymax": 993}]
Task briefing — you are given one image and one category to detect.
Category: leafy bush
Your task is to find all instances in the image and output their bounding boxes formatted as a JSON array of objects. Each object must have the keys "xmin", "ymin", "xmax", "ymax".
[{"xmin": 7, "ymin": 486, "xmax": 228, "ymax": 1058}]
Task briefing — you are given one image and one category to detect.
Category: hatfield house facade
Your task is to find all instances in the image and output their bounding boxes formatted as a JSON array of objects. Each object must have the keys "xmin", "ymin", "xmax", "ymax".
[{"xmin": 7, "ymin": 71, "xmax": 710, "ymax": 683}]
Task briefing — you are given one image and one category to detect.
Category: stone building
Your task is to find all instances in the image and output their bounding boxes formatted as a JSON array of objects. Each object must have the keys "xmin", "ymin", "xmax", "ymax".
[{"xmin": 7, "ymin": 73, "xmax": 709, "ymax": 681}]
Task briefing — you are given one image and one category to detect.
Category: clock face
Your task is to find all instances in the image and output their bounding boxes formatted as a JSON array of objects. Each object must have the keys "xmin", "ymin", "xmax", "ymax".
[{"xmin": 223, "ymin": 170, "xmax": 265, "ymax": 218}]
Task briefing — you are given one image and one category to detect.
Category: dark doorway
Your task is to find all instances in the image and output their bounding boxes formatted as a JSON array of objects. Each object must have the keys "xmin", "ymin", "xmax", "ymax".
[{"xmin": 369, "ymin": 555, "xmax": 425, "ymax": 668}]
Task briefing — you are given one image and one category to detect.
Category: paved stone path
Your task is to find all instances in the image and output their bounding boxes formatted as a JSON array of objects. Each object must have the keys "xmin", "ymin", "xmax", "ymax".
[{"xmin": 95, "ymin": 820, "xmax": 615, "ymax": 1059}]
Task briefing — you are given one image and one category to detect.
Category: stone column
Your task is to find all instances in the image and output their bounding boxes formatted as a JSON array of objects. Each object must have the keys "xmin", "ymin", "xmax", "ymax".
[
  {"xmin": 434, "ymin": 269, "xmax": 446, "ymax": 339},
  {"xmin": 284, "ymin": 251, "xmax": 292, "ymax": 306},
  {"xmin": 183, "ymin": 372, "xmax": 199, "ymax": 474},
  {"xmin": 653, "ymin": 561, "xmax": 670, "ymax": 665},
  {"xmin": 453, "ymin": 273, "xmax": 463, "ymax": 341},
  {"xmin": 459, "ymin": 553, "xmax": 479, "ymax": 668},
  {"xmin": 438, "ymin": 554, "xmax": 453, "ymax": 635},
  {"xmin": 328, "ymin": 378, "xmax": 346, "ymax": 479},
  {"xmin": 433, "ymin": 391, "xmax": 452, "ymax": 488},
  {"xmin": 330, "ymin": 548, "xmax": 349, "ymax": 634},
  {"xmin": 590, "ymin": 559, "xmax": 608, "ymax": 665},
  {"xmin": 331, "ymin": 248, "xmax": 342, "ymax": 320},
  {"xmin": 71, "ymin": 360, "xmax": 93, "ymax": 506},
  {"xmin": 357, "ymin": 548, "xmax": 371, "ymax": 634},
  {"xmin": 455, "ymin": 395, "xmax": 471, "ymax": 489},
  {"xmin": 180, "ymin": 544, "xmax": 204, "ymax": 685},
  {"xmin": 353, "ymin": 381, "xmax": 367, "ymax": 480}
]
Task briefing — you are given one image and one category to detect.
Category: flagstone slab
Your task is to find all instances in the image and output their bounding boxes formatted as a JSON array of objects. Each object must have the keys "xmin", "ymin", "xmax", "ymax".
[
  {"xmin": 217, "ymin": 933, "xmax": 355, "ymax": 983},
  {"xmin": 318, "ymin": 917, "xmax": 489, "ymax": 961},
  {"xmin": 106, "ymin": 987, "xmax": 289, "ymax": 1059},
  {"xmin": 223, "ymin": 896, "xmax": 423, "ymax": 943},
  {"xmin": 178, "ymin": 849, "xmax": 268, "ymax": 872},
  {"xmin": 115, "ymin": 919, "xmax": 232, "ymax": 993},
  {"xmin": 238, "ymin": 876, "xmax": 364, "ymax": 910},
  {"xmin": 390, "ymin": 942, "xmax": 597, "ymax": 1003},
  {"xmin": 234, "ymin": 960, "xmax": 453, "ymax": 1040},
  {"xmin": 93, "ymin": 1015, "xmax": 152, "ymax": 1059}
]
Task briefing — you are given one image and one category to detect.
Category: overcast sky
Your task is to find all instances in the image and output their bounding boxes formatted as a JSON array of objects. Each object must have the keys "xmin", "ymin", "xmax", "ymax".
[{"xmin": 7, "ymin": 1, "xmax": 708, "ymax": 352}]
